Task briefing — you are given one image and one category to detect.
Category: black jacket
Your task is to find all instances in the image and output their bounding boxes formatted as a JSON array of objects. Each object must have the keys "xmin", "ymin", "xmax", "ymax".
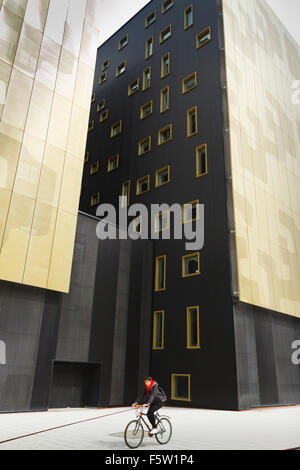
[{"xmin": 136, "ymin": 382, "xmax": 166, "ymax": 406}]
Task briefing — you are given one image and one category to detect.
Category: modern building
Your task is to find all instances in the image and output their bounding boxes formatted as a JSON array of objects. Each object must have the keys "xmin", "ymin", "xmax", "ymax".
[{"xmin": 80, "ymin": 0, "xmax": 300, "ymax": 410}]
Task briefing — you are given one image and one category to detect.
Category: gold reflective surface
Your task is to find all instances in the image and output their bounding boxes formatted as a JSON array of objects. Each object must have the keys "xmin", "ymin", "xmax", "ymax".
[
  {"xmin": 0, "ymin": 0, "xmax": 101, "ymax": 292},
  {"xmin": 223, "ymin": 0, "xmax": 300, "ymax": 317}
]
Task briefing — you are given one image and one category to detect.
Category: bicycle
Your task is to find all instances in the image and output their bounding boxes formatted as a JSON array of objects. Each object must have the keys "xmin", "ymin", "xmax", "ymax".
[{"xmin": 124, "ymin": 405, "xmax": 172, "ymax": 449}]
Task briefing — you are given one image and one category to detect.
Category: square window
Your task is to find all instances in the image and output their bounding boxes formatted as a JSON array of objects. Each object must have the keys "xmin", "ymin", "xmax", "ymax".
[
  {"xmin": 158, "ymin": 124, "xmax": 172, "ymax": 145},
  {"xmin": 138, "ymin": 136, "xmax": 151, "ymax": 156},
  {"xmin": 187, "ymin": 307, "xmax": 200, "ymax": 349},
  {"xmin": 155, "ymin": 256, "xmax": 166, "ymax": 291},
  {"xmin": 146, "ymin": 37, "xmax": 154, "ymax": 59},
  {"xmin": 102, "ymin": 59, "xmax": 110, "ymax": 71},
  {"xmin": 182, "ymin": 72, "xmax": 197, "ymax": 94},
  {"xmin": 160, "ymin": 86, "xmax": 170, "ymax": 113},
  {"xmin": 153, "ymin": 311, "xmax": 165, "ymax": 349},
  {"xmin": 88, "ymin": 121, "xmax": 95, "ymax": 132},
  {"xmin": 187, "ymin": 106, "xmax": 198, "ymax": 137},
  {"xmin": 84, "ymin": 152, "xmax": 90, "ymax": 163},
  {"xmin": 121, "ymin": 181, "xmax": 130, "ymax": 207},
  {"xmin": 146, "ymin": 11, "xmax": 157, "ymax": 28},
  {"xmin": 107, "ymin": 154, "xmax": 119, "ymax": 172},
  {"xmin": 116, "ymin": 61, "xmax": 126, "ymax": 77},
  {"xmin": 182, "ymin": 252, "xmax": 200, "ymax": 277},
  {"xmin": 111, "ymin": 121, "xmax": 122, "ymax": 138},
  {"xmin": 161, "ymin": 53, "xmax": 170, "ymax": 78},
  {"xmin": 184, "ymin": 6, "xmax": 194, "ymax": 30},
  {"xmin": 91, "ymin": 93, "xmax": 96, "ymax": 103},
  {"xmin": 160, "ymin": 25, "xmax": 172, "ymax": 44},
  {"xmin": 100, "ymin": 109, "xmax": 109, "ymax": 123},
  {"xmin": 97, "ymin": 99, "xmax": 106, "ymax": 112},
  {"xmin": 91, "ymin": 192, "xmax": 100, "ymax": 207},
  {"xmin": 140, "ymin": 100, "xmax": 153, "ymax": 120},
  {"xmin": 137, "ymin": 175, "xmax": 150, "ymax": 195},
  {"xmin": 171, "ymin": 375, "xmax": 191, "ymax": 402},
  {"xmin": 196, "ymin": 144, "xmax": 208, "ymax": 177},
  {"xmin": 143, "ymin": 67, "xmax": 151, "ymax": 90},
  {"xmin": 99, "ymin": 73, "xmax": 107, "ymax": 85},
  {"xmin": 162, "ymin": 0, "xmax": 174, "ymax": 14},
  {"xmin": 197, "ymin": 27, "xmax": 212, "ymax": 48},
  {"xmin": 154, "ymin": 211, "xmax": 170, "ymax": 233},
  {"xmin": 156, "ymin": 166, "xmax": 170, "ymax": 188},
  {"xmin": 119, "ymin": 34, "xmax": 128, "ymax": 50},
  {"xmin": 182, "ymin": 200, "xmax": 200, "ymax": 224},
  {"xmin": 128, "ymin": 78, "xmax": 140, "ymax": 96},
  {"xmin": 90, "ymin": 161, "xmax": 99, "ymax": 175}
]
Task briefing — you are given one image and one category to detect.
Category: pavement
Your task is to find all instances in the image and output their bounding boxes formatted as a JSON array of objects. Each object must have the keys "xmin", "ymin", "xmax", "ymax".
[{"xmin": 0, "ymin": 406, "xmax": 299, "ymax": 450}]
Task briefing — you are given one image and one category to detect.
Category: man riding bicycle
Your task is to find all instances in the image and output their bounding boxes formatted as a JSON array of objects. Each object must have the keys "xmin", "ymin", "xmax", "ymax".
[{"xmin": 132, "ymin": 376, "xmax": 167, "ymax": 436}]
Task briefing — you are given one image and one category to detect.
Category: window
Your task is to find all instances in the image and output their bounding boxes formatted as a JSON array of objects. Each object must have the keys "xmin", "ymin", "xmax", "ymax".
[
  {"xmin": 91, "ymin": 192, "xmax": 100, "ymax": 207},
  {"xmin": 162, "ymin": 0, "xmax": 174, "ymax": 14},
  {"xmin": 136, "ymin": 175, "xmax": 150, "ymax": 196},
  {"xmin": 90, "ymin": 161, "xmax": 99, "ymax": 175},
  {"xmin": 184, "ymin": 5, "xmax": 194, "ymax": 30},
  {"xmin": 158, "ymin": 124, "xmax": 172, "ymax": 145},
  {"xmin": 107, "ymin": 154, "xmax": 119, "ymax": 172},
  {"xmin": 171, "ymin": 374, "xmax": 191, "ymax": 402},
  {"xmin": 119, "ymin": 34, "xmax": 128, "ymax": 50},
  {"xmin": 97, "ymin": 99, "xmax": 105, "ymax": 112},
  {"xmin": 182, "ymin": 200, "xmax": 200, "ymax": 224},
  {"xmin": 160, "ymin": 86, "xmax": 170, "ymax": 113},
  {"xmin": 187, "ymin": 106, "xmax": 198, "ymax": 137},
  {"xmin": 121, "ymin": 181, "xmax": 130, "ymax": 207},
  {"xmin": 111, "ymin": 120, "xmax": 122, "ymax": 138},
  {"xmin": 84, "ymin": 152, "xmax": 90, "ymax": 163},
  {"xmin": 140, "ymin": 100, "xmax": 153, "ymax": 120},
  {"xmin": 138, "ymin": 136, "xmax": 151, "ymax": 156},
  {"xmin": 161, "ymin": 53, "xmax": 170, "ymax": 78},
  {"xmin": 155, "ymin": 255, "xmax": 166, "ymax": 291},
  {"xmin": 182, "ymin": 252, "xmax": 200, "ymax": 278},
  {"xmin": 88, "ymin": 121, "xmax": 94, "ymax": 132},
  {"xmin": 196, "ymin": 144, "xmax": 208, "ymax": 177},
  {"xmin": 146, "ymin": 10, "xmax": 156, "ymax": 28},
  {"xmin": 154, "ymin": 211, "xmax": 170, "ymax": 233},
  {"xmin": 100, "ymin": 109, "xmax": 109, "ymax": 123},
  {"xmin": 116, "ymin": 61, "xmax": 126, "ymax": 77},
  {"xmin": 182, "ymin": 72, "xmax": 197, "ymax": 94},
  {"xmin": 146, "ymin": 37, "xmax": 154, "ymax": 59},
  {"xmin": 156, "ymin": 166, "xmax": 170, "ymax": 188},
  {"xmin": 160, "ymin": 25, "xmax": 172, "ymax": 44},
  {"xmin": 197, "ymin": 27, "xmax": 212, "ymax": 48},
  {"xmin": 99, "ymin": 73, "xmax": 107, "ymax": 85},
  {"xmin": 102, "ymin": 59, "xmax": 110, "ymax": 71},
  {"xmin": 153, "ymin": 311, "xmax": 165, "ymax": 350},
  {"xmin": 128, "ymin": 78, "xmax": 140, "ymax": 96},
  {"xmin": 91, "ymin": 93, "xmax": 95, "ymax": 103},
  {"xmin": 143, "ymin": 67, "xmax": 151, "ymax": 90},
  {"xmin": 187, "ymin": 307, "xmax": 200, "ymax": 349}
]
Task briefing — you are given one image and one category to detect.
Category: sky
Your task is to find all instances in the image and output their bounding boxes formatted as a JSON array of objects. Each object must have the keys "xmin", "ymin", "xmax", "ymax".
[{"xmin": 98, "ymin": 0, "xmax": 300, "ymax": 46}]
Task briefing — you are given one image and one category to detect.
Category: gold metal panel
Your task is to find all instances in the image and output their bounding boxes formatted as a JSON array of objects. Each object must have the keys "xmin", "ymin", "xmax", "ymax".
[
  {"xmin": 47, "ymin": 93, "xmax": 72, "ymax": 150},
  {"xmin": 66, "ymin": 105, "xmax": 89, "ymax": 158},
  {"xmin": 36, "ymin": 143, "xmax": 65, "ymax": 208},
  {"xmin": 25, "ymin": 80, "xmax": 53, "ymax": 140},
  {"xmin": 55, "ymin": 48, "xmax": 78, "ymax": 101},
  {"xmin": 24, "ymin": 0, "xmax": 49, "ymax": 32},
  {"xmin": 35, "ymin": 35, "xmax": 61, "ymax": 90},
  {"xmin": 14, "ymin": 22, "xmax": 43, "ymax": 76},
  {"xmin": 0, "ymin": 59, "xmax": 11, "ymax": 119},
  {"xmin": 0, "ymin": 6, "xmax": 23, "ymax": 64},
  {"xmin": 0, "ymin": 120, "xmax": 23, "ymax": 190},
  {"xmin": 59, "ymin": 153, "xmax": 83, "ymax": 214},
  {"xmin": 2, "ymin": 67, "xmax": 33, "ymax": 130},
  {"xmin": 0, "ymin": 187, "xmax": 11, "ymax": 247}
]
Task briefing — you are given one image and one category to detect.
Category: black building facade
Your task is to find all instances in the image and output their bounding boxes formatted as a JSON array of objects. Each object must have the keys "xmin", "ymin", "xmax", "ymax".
[{"xmin": 80, "ymin": 0, "xmax": 300, "ymax": 410}]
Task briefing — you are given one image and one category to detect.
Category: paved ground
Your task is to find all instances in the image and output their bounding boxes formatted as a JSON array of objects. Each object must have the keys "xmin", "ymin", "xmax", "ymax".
[{"xmin": 0, "ymin": 406, "xmax": 299, "ymax": 450}]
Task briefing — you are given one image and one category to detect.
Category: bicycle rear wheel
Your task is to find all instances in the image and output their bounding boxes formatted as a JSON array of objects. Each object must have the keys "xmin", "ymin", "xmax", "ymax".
[
  {"xmin": 124, "ymin": 420, "xmax": 144, "ymax": 449},
  {"xmin": 155, "ymin": 417, "xmax": 172, "ymax": 445}
]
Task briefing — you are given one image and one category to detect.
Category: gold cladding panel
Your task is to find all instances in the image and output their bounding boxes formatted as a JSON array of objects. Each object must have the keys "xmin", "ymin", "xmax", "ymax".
[{"xmin": 223, "ymin": 0, "xmax": 300, "ymax": 318}]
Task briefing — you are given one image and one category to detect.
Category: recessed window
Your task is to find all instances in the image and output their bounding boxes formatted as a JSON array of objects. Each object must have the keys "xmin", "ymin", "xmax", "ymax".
[
  {"xmin": 140, "ymin": 100, "xmax": 153, "ymax": 120},
  {"xmin": 111, "ymin": 121, "xmax": 122, "ymax": 138},
  {"xmin": 184, "ymin": 5, "xmax": 194, "ymax": 30},
  {"xmin": 116, "ymin": 61, "xmax": 126, "ymax": 77},
  {"xmin": 136, "ymin": 175, "xmax": 150, "ymax": 196},
  {"xmin": 99, "ymin": 73, "xmax": 107, "ymax": 85},
  {"xmin": 171, "ymin": 374, "xmax": 191, "ymax": 402},
  {"xmin": 138, "ymin": 136, "xmax": 151, "ymax": 156},
  {"xmin": 143, "ymin": 67, "xmax": 151, "ymax": 91},
  {"xmin": 162, "ymin": 0, "xmax": 174, "ymax": 14},
  {"xmin": 187, "ymin": 106, "xmax": 198, "ymax": 137},
  {"xmin": 158, "ymin": 124, "xmax": 172, "ymax": 145},
  {"xmin": 156, "ymin": 166, "xmax": 170, "ymax": 188},
  {"xmin": 88, "ymin": 121, "xmax": 95, "ymax": 132},
  {"xmin": 153, "ymin": 311, "xmax": 165, "ymax": 350},
  {"xmin": 187, "ymin": 307, "xmax": 200, "ymax": 349},
  {"xmin": 102, "ymin": 59, "xmax": 110, "ymax": 71},
  {"xmin": 128, "ymin": 78, "xmax": 140, "ymax": 96},
  {"xmin": 90, "ymin": 161, "xmax": 99, "ymax": 175},
  {"xmin": 100, "ymin": 109, "xmax": 109, "ymax": 123},
  {"xmin": 182, "ymin": 200, "xmax": 200, "ymax": 224},
  {"xmin": 196, "ymin": 144, "xmax": 208, "ymax": 177},
  {"xmin": 97, "ymin": 99, "xmax": 106, "ymax": 112},
  {"xmin": 84, "ymin": 152, "xmax": 90, "ymax": 163},
  {"xmin": 146, "ymin": 37, "xmax": 154, "ymax": 59},
  {"xmin": 154, "ymin": 211, "xmax": 170, "ymax": 233},
  {"xmin": 182, "ymin": 72, "xmax": 197, "ymax": 94},
  {"xmin": 121, "ymin": 181, "xmax": 131, "ymax": 207},
  {"xmin": 119, "ymin": 34, "xmax": 128, "ymax": 51},
  {"xmin": 91, "ymin": 93, "xmax": 95, "ymax": 103},
  {"xmin": 91, "ymin": 192, "xmax": 100, "ymax": 207},
  {"xmin": 161, "ymin": 53, "xmax": 170, "ymax": 78},
  {"xmin": 107, "ymin": 154, "xmax": 119, "ymax": 173},
  {"xmin": 182, "ymin": 252, "xmax": 200, "ymax": 278},
  {"xmin": 160, "ymin": 25, "xmax": 172, "ymax": 44},
  {"xmin": 197, "ymin": 27, "xmax": 212, "ymax": 49},
  {"xmin": 160, "ymin": 86, "xmax": 170, "ymax": 113},
  {"xmin": 146, "ymin": 10, "xmax": 157, "ymax": 28},
  {"xmin": 155, "ymin": 256, "xmax": 166, "ymax": 291}
]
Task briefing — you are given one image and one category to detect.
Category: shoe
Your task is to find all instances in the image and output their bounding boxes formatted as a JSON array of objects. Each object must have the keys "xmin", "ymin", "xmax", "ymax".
[{"xmin": 149, "ymin": 428, "xmax": 158, "ymax": 435}]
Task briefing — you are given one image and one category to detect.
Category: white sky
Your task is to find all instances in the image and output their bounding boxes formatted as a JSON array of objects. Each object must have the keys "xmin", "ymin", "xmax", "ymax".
[{"xmin": 98, "ymin": 0, "xmax": 300, "ymax": 46}]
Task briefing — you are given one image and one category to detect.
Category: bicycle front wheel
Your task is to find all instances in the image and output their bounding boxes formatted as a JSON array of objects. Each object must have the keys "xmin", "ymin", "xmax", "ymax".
[
  {"xmin": 124, "ymin": 420, "xmax": 144, "ymax": 449},
  {"xmin": 155, "ymin": 417, "xmax": 172, "ymax": 445}
]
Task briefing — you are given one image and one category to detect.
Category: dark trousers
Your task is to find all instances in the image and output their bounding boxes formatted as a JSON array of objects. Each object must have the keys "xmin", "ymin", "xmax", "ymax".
[{"xmin": 147, "ymin": 401, "xmax": 163, "ymax": 428}]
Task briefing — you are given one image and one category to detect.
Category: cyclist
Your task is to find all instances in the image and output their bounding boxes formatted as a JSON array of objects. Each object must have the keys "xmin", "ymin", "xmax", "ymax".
[{"xmin": 132, "ymin": 376, "xmax": 167, "ymax": 436}]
